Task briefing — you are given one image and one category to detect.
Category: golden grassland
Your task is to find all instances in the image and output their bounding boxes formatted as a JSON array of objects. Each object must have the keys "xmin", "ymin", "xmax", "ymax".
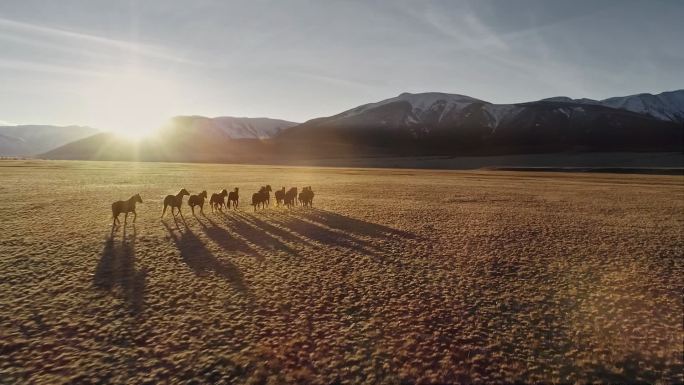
[{"xmin": 0, "ymin": 160, "xmax": 682, "ymax": 384}]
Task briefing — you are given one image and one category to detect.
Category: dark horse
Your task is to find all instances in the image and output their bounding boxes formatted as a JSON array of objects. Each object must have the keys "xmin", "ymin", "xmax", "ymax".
[
  {"xmin": 274, "ymin": 187, "xmax": 286, "ymax": 207},
  {"xmin": 210, "ymin": 189, "xmax": 228, "ymax": 212},
  {"xmin": 111, "ymin": 193, "xmax": 142, "ymax": 226},
  {"xmin": 188, "ymin": 190, "xmax": 208, "ymax": 216},
  {"xmin": 162, "ymin": 188, "xmax": 190, "ymax": 218},
  {"xmin": 299, "ymin": 186, "xmax": 314, "ymax": 207},
  {"xmin": 228, "ymin": 187, "xmax": 239, "ymax": 210},
  {"xmin": 284, "ymin": 187, "xmax": 298, "ymax": 208},
  {"xmin": 251, "ymin": 185, "xmax": 272, "ymax": 211}
]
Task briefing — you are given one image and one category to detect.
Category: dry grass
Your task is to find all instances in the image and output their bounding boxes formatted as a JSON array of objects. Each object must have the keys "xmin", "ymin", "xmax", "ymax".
[{"xmin": 0, "ymin": 160, "xmax": 682, "ymax": 384}]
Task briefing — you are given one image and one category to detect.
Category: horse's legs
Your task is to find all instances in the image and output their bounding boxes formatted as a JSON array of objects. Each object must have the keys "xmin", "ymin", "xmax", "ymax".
[
  {"xmin": 124, "ymin": 212, "xmax": 128, "ymax": 225},
  {"xmin": 161, "ymin": 204, "xmax": 167, "ymax": 218}
]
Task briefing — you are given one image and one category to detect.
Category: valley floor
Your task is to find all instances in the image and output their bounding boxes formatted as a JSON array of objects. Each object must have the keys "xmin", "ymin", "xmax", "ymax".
[{"xmin": 0, "ymin": 160, "xmax": 682, "ymax": 384}]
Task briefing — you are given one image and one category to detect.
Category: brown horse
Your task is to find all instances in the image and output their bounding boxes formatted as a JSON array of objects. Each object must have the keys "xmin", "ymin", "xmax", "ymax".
[
  {"xmin": 299, "ymin": 186, "xmax": 314, "ymax": 207},
  {"xmin": 227, "ymin": 187, "xmax": 239, "ymax": 209},
  {"xmin": 284, "ymin": 187, "xmax": 298, "ymax": 208},
  {"xmin": 111, "ymin": 193, "xmax": 142, "ymax": 225},
  {"xmin": 251, "ymin": 186, "xmax": 271, "ymax": 211},
  {"xmin": 162, "ymin": 188, "xmax": 189, "ymax": 218},
  {"xmin": 274, "ymin": 187, "xmax": 286, "ymax": 207},
  {"xmin": 263, "ymin": 184, "xmax": 272, "ymax": 207},
  {"xmin": 188, "ymin": 190, "xmax": 208, "ymax": 216},
  {"xmin": 210, "ymin": 189, "xmax": 228, "ymax": 212}
]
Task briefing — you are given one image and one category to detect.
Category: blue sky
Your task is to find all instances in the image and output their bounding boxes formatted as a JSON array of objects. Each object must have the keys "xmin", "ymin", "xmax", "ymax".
[{"xmin": 0, "ymin": 0, "xmax": 682, "ymax": 132}]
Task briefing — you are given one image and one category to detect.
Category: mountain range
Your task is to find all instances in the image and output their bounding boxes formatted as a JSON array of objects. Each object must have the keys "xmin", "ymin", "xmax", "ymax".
[
  {"xmin": 0, "ymin": 125, "xmax": 98, "ymax": 157},
  {"xmin": 4, "ymin": 89, "xmax": 683, "ymax": 162},
  {"xmin": 279, "ymin": 90, "xmax": 683, "ymax": 155}
]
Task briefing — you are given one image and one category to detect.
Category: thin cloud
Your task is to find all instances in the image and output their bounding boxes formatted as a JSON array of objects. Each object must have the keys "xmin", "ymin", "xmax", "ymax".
[
  {"xmin": 0, "ymin": 17, "xmax": 198, "ymax": 65},
  {"xmin": 0, "ymin": 58, "xmax": 108, "ymax": 77}
]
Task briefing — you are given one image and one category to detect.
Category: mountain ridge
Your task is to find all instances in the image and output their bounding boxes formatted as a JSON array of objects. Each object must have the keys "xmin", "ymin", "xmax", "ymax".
[
  {"xmin": 33, "ymin": 89, "xmax": 684, "ymax": 162},
  {"xmin": 0, "ymin": 125, "xmax": 98, "ymax": 157}
]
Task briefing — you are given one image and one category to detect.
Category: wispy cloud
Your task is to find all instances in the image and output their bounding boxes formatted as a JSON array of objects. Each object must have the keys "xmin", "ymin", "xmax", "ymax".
[
  {"xmin": 0, "ymin": 58, "xmax": 107, "ymax": 77},
  {"xmin": 0, "ymin": 17, "xmax": 197, "ymax": 65},
  {"xmin": 285, "ymin": 69, "xmax": 383, "ymax": 91}
]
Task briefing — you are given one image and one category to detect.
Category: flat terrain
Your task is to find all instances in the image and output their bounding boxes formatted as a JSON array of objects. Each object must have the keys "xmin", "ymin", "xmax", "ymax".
[{"xmin": 1, "ymin": 160, "xmax": 682, "ymax": 384}]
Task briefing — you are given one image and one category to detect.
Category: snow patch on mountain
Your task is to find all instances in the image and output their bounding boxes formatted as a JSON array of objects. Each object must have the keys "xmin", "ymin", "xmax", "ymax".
[
  {"xmin": 336, "ymin": 92, "xmax": 485, "ymax": 122},
  {"xmin": 601, "ymin": 90, "xmax": 684, "ymax": 122},
  {"xmin": 541, "ymin": 90, "xmax": 684, "ymax": 123}
]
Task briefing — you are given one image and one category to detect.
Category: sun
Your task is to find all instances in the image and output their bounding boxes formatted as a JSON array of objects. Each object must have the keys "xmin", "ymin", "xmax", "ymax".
[{"xmin": 82, "ymin": 68, "xmax": 181, "ymax": 140}]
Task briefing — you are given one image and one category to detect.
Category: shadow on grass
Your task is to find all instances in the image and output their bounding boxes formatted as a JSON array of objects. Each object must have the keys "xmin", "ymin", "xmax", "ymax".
[
  {"xmin": 94, "ymin": 224, "xmax": 146, "ymax": 315},
  {"xmin": 163, "ymin": 218, "xmax": 248, "ymax": 293},
  {"xmin": 195, "ymin": 215, "xmax": 267, "ymax": 262},
  {"xmin": 296, "ymin": 208, "xmax": 416, "ymax": 240},
  {"xmin": 222, "ymin": 208, "xmax": 414, "ymax": 265},
  {"xmin": 218, "ymin": 211, "xmax": 302, "ymax": 258}
]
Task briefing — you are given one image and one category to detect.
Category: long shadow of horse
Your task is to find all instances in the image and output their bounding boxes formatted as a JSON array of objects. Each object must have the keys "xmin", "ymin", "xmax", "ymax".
[
  {"xmin": 194, "ymin": 215, "xmax": 267, "ymax": 262},
  {"xmin": 218, "ymin": 211, "xmax": 302, "ymax": 258},
  {"xmin": 295, "ymin": 208, "xmax": 416, "ymax": 240},
  {"xmin": 234, "ymin": 211, "xmax": 315, "ymax": 248},
  {"xmin": 241, "ymin": 210, "xmax": 405, "ymax": 264},
  {"xmin": 94, "ymin": 225, "xmax": 146, "ymax": 315},
  {"xmin": 162, "ymin": 219, "xmax": 248, "ymax": 293}
]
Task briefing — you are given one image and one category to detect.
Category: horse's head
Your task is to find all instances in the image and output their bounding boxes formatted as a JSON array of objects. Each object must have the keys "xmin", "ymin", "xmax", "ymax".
[
  {"xmin": 265, "ymin": 185, "xmax": 272, "ymax": 192},
  {"xmin": 179, "ymin": 188, "xmax": 190, "ymax": 196},
  {"xmin": 200, "ymin": 191, "xmax": 207, "ymax": 198},
  {"xmin": 234, "ymin": 187, "xmax": 239, "ymax": 192},
  {"xmin": 221, "ymin": 189, "xmax": 228, "ymax": 195},
  {"xmin": 281, "ymin": 187, "xmax": 286, "ymax": 192},
  {"xmin": 134, "ymin": 193, "xmax": 143, "ymax": 203}
]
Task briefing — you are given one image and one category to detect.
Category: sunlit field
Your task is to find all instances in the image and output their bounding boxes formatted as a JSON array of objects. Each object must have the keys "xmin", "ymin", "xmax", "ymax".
[{"xmin": 1, "ymin": 160, "xmax": 682, "ymax": 384}]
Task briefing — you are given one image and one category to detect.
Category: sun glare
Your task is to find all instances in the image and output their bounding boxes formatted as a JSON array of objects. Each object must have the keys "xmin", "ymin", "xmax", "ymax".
[{"xmin": 83, "ymin": 69, "xmax": 180, "ymax": 140}]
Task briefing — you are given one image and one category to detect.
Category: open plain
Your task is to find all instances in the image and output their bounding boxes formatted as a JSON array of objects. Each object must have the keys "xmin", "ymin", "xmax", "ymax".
[{"xmin": 0, "ymin": 160, "xmax": 682, "ymax": 384}]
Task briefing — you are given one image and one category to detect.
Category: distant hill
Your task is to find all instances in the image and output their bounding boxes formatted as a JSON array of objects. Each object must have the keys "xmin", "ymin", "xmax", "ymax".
[
  {"xmin": 168, "ymin": 116, "xmax": 298, "ymax": 139},
  {"xmin": 279, "ymin": 90, "xmax": 684, "ymax": 155},
  {"xmin": 0, "ymin": 125, "xmax": 98, "ymax": 156},
  {"xmin": 41, "ymin": 116, "xmax": 298, "ymax": 162},
  {"xmin": 41, "ymin": 131, "xmax": 272, "ymax": 163}
]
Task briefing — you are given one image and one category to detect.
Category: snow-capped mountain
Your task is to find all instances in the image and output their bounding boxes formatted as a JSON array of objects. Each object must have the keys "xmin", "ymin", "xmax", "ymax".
[
  {"xmin": 167, "ymin": 116, "xmax": 298, "ymax": 139},
  {"xmin": 542, "ymin": 90, "xmax": 684, "ymax": 123},
  {"xmin": 601, "ymin": 90, "xmax": 684, "ymax": 123},
  {"xmin": 279, "ymin": 90, "xmax": 683, "ymax": 154},
  {"xmin": 0, "ymin": 125, "xmax": 98, "ymax": 156}
]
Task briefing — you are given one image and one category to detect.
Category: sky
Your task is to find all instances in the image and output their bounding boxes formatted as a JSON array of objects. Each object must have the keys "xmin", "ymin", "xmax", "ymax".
[{"xmin": 0, "ymin": 0, "xmax": 682, "ymax": 134}]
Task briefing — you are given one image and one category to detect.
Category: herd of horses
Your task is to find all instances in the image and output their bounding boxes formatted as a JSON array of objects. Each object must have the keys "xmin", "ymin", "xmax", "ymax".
[{"xmin": 111, "ymin": 185, "xmax": 315, "ymax": 225}]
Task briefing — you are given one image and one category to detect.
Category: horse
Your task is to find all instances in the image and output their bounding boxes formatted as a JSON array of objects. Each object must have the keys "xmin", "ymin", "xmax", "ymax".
[
  {"xmin": 210, "ymin": 189, "xmax": 228, "ymax": 212},
  {"xmin": 227, "ymin": 187, "xmax": 239, "ymax": 209},
  {"xmin": 251, "ymin": 186, "xmax": 271, "ymax": 211},
  {"xmin": 284, "ymin": 187, "xmax": 298, "ymax": 208},
  {"xmin": 162, "ymin": 188, "xmax": 190, "ymax": 218},
  {"xmin": 299, "ymin": 186, "xmax": 314, "ymax": 207},
  {"xmin": 111, "ymin": 193, "xmax": 142, "ymax": 226},
  {"xmin": 188, "ymin": 190, "xmax": 208, "ymax": 216},
  {"xmin": 263, "ymin": 184, "xmax": 272, "ymax": 207},
  {"xmin": 274, "ymin": 187, "xmax": 286, "ymax": 207}
]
